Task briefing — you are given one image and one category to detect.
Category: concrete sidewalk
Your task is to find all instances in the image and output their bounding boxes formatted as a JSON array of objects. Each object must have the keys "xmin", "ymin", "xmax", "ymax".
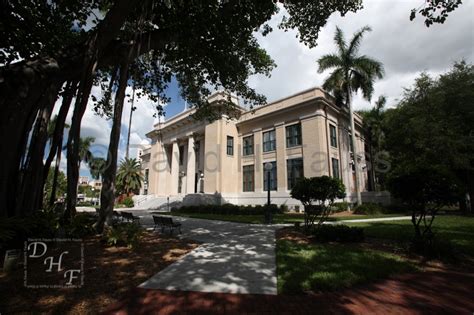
[
  {"xmin": 135, "ymin": 213, "xmax": 411, "ymax": 295},
  {"xmin": 337, "ymin": 216, "xmax": 412, "ymax": 223},
  {"xmin": 139, "ymin": 217, "xmax": 278, "ymax": 295}
]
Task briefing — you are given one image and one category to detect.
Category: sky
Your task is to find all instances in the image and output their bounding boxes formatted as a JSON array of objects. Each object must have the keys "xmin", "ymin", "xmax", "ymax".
[{"xmin": 56, "ymin": 0, "xmax": 474, "ymax": 178}]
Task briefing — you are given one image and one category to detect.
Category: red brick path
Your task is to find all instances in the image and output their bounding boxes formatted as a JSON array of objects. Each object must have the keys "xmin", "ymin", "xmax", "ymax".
[{"xmin": 103, "ymin": 268, "xmax": 474, "ymax": 314}]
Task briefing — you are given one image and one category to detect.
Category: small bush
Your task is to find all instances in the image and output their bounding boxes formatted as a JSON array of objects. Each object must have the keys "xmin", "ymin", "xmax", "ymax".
[
  {"xmin": 312, "ymin": 224, "xmax": 365, "ymax": 243},
  {"xmin": 65, "ymin": 213, "xmax": 96, "ymax": 238},
  {"xmin": 122, "ymin": 197, "xmax": 134, "ymax": 208},
  {"xmin": 105, "ymin": 222, "xmax": 143, "ymax": 248},
  {"xmin": 280, "ymin": 204, "xmax": 289, "ymax": 213},
  {"xmin": 332, "ymin": 202, "xmax": 350, "ymax": 213},
  {"xmin": 353, "ymin": 202, "xmax": 386, "ymax": 215}
]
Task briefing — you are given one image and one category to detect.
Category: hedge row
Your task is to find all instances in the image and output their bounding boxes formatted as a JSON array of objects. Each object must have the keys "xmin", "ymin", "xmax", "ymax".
[{"xmin": 171, "ymin": 203, "xmax": 284, "ymax": 215}]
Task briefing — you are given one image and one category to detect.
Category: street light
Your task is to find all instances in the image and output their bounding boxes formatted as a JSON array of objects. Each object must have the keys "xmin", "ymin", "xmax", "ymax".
[{"xmin": 264, "ymin": 162, "xmax": 273, "ymax": 224}]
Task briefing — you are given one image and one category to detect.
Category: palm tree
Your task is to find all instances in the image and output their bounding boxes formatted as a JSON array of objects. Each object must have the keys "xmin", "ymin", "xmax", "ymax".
[
  {"xmin": 360, "ymin": 95, "xmax": 387, "ymax": 191},
  {"xmin": 45, "ymin": 115, "xmax": 70, "ymax": 206},
  {"xmin": 116, "ymin": 157, "xmax": 143, "ymax": 196},
  {"xmin": 318, "ymin": 25, "xmax": 384, "ymax": 205},
  {"xmin": 88, "ymin": 156, "xmax": 106, "ymax": 205},
  {"xmin": 78, "ymin": 136, "xmax": 95, "ymax": 167},
  {"xmin": 89, "ymin": 157, "xmax": 106, "ymax": 180}
]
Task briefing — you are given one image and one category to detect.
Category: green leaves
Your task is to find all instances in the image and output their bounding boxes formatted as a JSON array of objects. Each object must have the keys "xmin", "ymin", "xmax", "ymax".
[
  {"xmin": 410, "ymin": 0, "xmax": 463, "ymax": 27},
  {"xmin": 384, "ymin": 61, "xmax": 474, "ymax": 209},
  {"xmin": 290, "ymin": 176, "xmax": 346, "ymax": 205},
  {"xmin": 116, "ymin": 157, "xmax": 143, "ymax": 195},
  {"xmin": 317, "ymin": 25, "xmax": 384, "ymax": 105},
  {"xmin": 280, "ymin": 0, "xmax": 363, "ymax": 48}
]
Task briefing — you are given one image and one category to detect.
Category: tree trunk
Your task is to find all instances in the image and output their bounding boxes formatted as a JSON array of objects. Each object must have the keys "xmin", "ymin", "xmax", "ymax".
[
  {"xmin": 15, "ymin": 80, "xmax": 63, "ymax": 215},
  {"xmin": 65, "ymin": 63, "xmax": 96, "ymax": 220},
  {"xmin": 50, "ymin": 153, "xmax": 62, "ymax": 207},
  {"xmin": 468, "ymin": 181, "xmax": 473, "ymax": 214},
  {"xmin": 0, "ymin": 58, "xmax": 62, "ymax": 217},
  {"xmin": 347, "ymin": 91, "xmax": 362, "ymax": 205},
  {"xmin": 43, "ymin": 81, "xmax": 76, "ymax": 207},
  {"xmin": 125, "ymin": 84, "xmax": 136, "ymax": 159},
  {"xmin": 96, "ymin": 60, "xmax": 131, "ymax": 233}
]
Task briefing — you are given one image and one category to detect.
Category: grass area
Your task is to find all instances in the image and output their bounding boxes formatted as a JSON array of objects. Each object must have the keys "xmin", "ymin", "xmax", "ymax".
[
  {"xmin": 346, "ymin": 215, "xmax": 474, "ymax": 257},
  {"xmin": 170, "ymin": 212, "xmax": 402, "ymax": 224},
  {"xmin": 276, "ymin": 240, "xmax": 417, "ymax": 293}
]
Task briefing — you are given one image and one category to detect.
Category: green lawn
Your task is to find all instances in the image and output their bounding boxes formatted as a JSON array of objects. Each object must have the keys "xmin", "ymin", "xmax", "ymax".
[
  {"xmin": 170, "ymin": 212, "xmax": 401, "ymax": 224},
  {"xmin": 346, "ymin": 215, "xmax": 474, "ymax": 257},
  {"xmin": 276, "ymin": 240, "xmax": 417, "ymax": 293}
]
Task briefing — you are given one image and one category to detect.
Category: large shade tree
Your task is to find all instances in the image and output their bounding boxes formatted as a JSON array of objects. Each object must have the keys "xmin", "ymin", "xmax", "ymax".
[
  {"xmin": 384, "ymin": 62, "xmax": 474, "ymax": 213},
  {"xmin": 317, "ymin": 25, "xmax": 384, "ymax": 205},
  {"xmin": 0, "ymin": 0, "xmax": 463, "ymax": 226}
]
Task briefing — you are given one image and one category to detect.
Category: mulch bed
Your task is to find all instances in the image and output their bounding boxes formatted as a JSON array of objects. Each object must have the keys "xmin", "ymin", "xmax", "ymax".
[{"xmin": 0, "ymin": 232, "xmax": 198, "ymax": 314}]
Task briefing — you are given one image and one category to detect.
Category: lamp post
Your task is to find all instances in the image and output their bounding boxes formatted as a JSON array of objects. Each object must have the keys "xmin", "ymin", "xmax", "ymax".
[{"xmin": 264, "ymin": 162, "xmax": 273, "ymax": 224}]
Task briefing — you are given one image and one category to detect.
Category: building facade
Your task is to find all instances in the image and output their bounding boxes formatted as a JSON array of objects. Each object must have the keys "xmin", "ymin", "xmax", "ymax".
[{"xmin": 140, "ymin": 87, "xmax": 374, "ymax": 207}]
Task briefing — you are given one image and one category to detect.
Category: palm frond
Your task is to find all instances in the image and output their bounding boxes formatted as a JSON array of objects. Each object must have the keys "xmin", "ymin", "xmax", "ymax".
[
  {"xmin": 351, "ymin": 71, "xmax": 375, "ymax": 100},
  {"xmin": 347, "ymin": 25, "xmax": 372, "ymax": 57},
  {"xmin": 116, "ymin": 157, "xmax": 143, "ymax": 194},
  {"xmin": 353, "ymin": 55, "xmax": 385, "ymax": 79},
  {"xmin": 334, "ymin": 26, "xmax": 347, "ymax": 56},
  {"xmin": 317, "ymin": 54, "xmax": 343, "ymax": 73},
  {"xmin": 322, "ymin": 68, "xmax": 345, "ymax": 92},
  {"xmin": 375, "ymin": 95, "xmax": 387, "ymax": 111}
]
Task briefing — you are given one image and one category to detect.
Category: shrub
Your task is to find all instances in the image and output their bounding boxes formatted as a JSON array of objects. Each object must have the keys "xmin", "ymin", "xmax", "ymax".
[
  {"xmin": 65, "ymin": 213, "xmax": 96, "ymax": 238},
  {"xmin": 332, "ymin": 202, "xmax": 350, "ymax": 213},
  {"xmin": 290, "ymin": 176, "xmax": 346, "ymax": 228},
  {"xmin": 0, "ymin": 210, "xmax": 61, "ymax": 250},
  {"xmin": 122, "ymin": 197, "xmax": 134, "ymax": 208},
  {"xmin": 353, "ymin": 202, "xmax": 386, "ymax": 215},
  {"xmin": 312, "ymin": 224, "xmax": 365, "ymax": 243},
  {"xmin": 105, "ymin": 222, "xmax": 143, "ymax": 248},
  {"xmin": 280, "ymin": 204, "xmax": 289, "ymax": 213}
]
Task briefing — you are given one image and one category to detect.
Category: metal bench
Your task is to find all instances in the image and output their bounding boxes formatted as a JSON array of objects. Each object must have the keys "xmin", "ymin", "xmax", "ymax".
[
  {"xmin": 120, "ymin": 211, "xmax": 140, "ymax": 223},
  {"xmin": 153, "ymin": 215, "xmax": 182, "ymax": 235}
]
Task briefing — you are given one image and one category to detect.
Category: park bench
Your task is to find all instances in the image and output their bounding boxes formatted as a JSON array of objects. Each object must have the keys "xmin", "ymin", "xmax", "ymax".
[
  {"xmin": 152, "ymin": 215, "xmax": 182, "ymax": 235},
  {"xmin": 120, "ymin": 211, "xmax": 140, "ymax": 223}
]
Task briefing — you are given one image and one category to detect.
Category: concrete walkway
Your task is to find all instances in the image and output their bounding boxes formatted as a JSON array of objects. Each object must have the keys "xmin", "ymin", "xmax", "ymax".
[
  {"xmin": 138, "ymin": 216, "xmax": 278, "ymax": 295},
  {"xmin": 131, "ymin": 212, "xmax": 412, "ymax": 295},
  {"xmin": 337, "ymin": 216, "xmax": 412, "ymax": 223}
]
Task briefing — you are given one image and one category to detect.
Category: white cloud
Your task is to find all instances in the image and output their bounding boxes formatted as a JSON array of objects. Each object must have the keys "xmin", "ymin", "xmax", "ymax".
[{"xmin": 249, "ymin": 0, "xmax": 474, "ymax": 110}]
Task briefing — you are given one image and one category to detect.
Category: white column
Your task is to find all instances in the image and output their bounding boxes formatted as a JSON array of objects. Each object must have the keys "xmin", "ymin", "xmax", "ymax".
[
  {"xmin": 170, "ymin": 140, "xmax": 179, "ymax": 195},
  {"xmin": 186, "ymin": 135, "xmax": 196, "ymax": 194}
]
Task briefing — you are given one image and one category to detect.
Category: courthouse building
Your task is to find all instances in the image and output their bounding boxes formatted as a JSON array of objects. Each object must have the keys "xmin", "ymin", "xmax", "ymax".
[{"xmin": 140, "ymin": 87, "xmax": 376, "ymax": 207}]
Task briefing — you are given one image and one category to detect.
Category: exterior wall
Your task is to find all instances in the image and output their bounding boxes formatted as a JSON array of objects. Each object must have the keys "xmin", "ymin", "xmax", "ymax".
[{"xmin": 143, "ymin": 87, "xmax": 373, "ymax": 206}]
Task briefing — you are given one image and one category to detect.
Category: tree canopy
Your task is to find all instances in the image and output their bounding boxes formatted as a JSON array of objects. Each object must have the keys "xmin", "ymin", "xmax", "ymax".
[
  {"xmin": 0, "ymin": 0, "xmax": 465, "ymax": 222},
  {"xmin": 384, "ymin": 61, "xmax": 474, "ymax": 212},
  {"xmin": 291, "ymin": 176, "xmax": 346, "ymax": 228}
]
